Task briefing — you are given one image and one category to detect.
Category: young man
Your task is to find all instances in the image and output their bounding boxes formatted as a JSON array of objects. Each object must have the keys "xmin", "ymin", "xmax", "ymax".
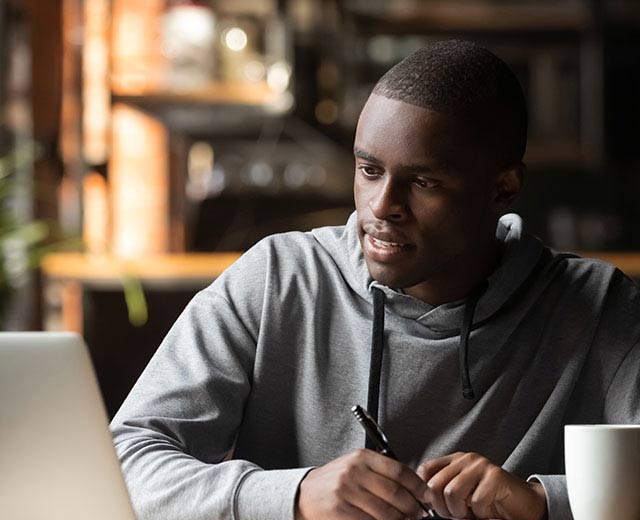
[{"xmin": 111, "ymin": 40, "xmax": 640, "ymax": 520}]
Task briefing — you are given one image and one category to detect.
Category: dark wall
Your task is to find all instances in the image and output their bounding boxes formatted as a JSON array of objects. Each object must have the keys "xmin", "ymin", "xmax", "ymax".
[{"xmin": 83, "ymin": 288, "xmax": 199, "ymax": 418}]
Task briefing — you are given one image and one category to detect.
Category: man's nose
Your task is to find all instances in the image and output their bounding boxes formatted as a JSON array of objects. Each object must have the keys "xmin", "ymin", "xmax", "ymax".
[{"xmin": 370, "ymin": 178, "xmax": 408, "ymax": 221}]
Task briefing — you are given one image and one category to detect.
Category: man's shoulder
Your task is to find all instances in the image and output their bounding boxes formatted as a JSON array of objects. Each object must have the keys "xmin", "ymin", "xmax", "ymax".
[
  {"xmin": 548, "ymin": 249, "xmax": 633, "ymax": 283},
  {"xmin": 546, "ymin": 248, "xmax": 640, "ymax": 317},
  {"xmin": 254, "ymin": 228, "xmax": 319, "ymax": 253},
  {"xmin": 253, "ymin": 223, "xmax": 348, "ymax": 262},
  {"xmin": 530, "ymin": 250, "xmax": 640, "ymax": 354},
  {"xmin": 220, "ymin": 222, "xmax": 352, "ymax": 281}
]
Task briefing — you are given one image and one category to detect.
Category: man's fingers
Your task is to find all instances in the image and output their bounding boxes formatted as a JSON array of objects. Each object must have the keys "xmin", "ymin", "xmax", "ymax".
[
  {"xmin": 417, "ymin": 453, "xmax": 459, "ymax": 481},
  {"xmin": 346, "ymin": 484, "xmax": 420, "ymax": 520},
  {"xmin": 442, "ymin": 470, "xmax": 479, "ymax": 519},
  {"xmin": 423, "ymin": 458, "xmax": 460, "ymax": 519},
  {"xmin": 422, "ymin": 453, "xmax": 488, "ymax": 519},
  {"xmin": 417, "ymin": 452, "xmax": 548, "ymax": 520},
  {"xmin": 331, "ymin": 501, "xmax": 378, "ymax": 520},
  {"xmin": 360, "ymin": 471, "xmax": 426, "ymax": 519},
  {"xmin": 359, "ymin": 449, "xmax": 428, "ymax": 504}
]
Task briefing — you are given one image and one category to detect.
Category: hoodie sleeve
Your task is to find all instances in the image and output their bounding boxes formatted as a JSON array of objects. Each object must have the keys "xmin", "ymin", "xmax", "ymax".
[
  {"xmin": 604, "ymin": 337, "xmax": 640, "ymax": 424},
  {"xmin": 110, "ymin": 245, "xmax": 311, "ymax": 520},
  {"xmin": 527, "ymin": 475, "xmax": 572, "ymax": 520}
]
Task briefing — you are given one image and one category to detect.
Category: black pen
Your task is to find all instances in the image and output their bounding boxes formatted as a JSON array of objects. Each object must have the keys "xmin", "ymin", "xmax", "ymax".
[{"xmin": 351, "ymin": 405, "xmax": 443, "ymax": 520}]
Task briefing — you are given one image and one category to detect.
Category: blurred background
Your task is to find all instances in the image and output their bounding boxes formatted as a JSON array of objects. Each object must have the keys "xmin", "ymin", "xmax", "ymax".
[{"xmin": 1, "ymin": 0, "xmax": 639, "ymax": 416}]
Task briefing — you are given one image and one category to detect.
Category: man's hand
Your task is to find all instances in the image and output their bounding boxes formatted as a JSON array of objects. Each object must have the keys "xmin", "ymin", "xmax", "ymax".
[
  {"xmin": 417, "ymin": 452, "xmax": 547, "ymax": 520},
  {"xmin": 295, "ymin": 449, "xmax": 428, "ymax": 520}
]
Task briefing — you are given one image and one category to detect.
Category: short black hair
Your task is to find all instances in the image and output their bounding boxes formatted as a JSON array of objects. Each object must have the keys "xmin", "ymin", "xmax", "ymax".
[{"xmin": 373, "ymin": 39, "xmax": 528, "ymax": 166}]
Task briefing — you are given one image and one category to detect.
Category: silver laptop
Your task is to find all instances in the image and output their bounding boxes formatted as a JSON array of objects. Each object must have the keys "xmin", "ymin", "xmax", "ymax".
[{"xmin": 0, "ymin": 332, "xmax": 136, "ymax": 520}]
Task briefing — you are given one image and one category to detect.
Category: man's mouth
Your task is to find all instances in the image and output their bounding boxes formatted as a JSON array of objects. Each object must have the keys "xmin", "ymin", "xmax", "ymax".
[
  {"xmin": 369, "ymin": 235, "xmax": 410, "ymax": 249},
  {"xmin": 364, "ymin": 232, "xmax": 415, "ymax": 262}
]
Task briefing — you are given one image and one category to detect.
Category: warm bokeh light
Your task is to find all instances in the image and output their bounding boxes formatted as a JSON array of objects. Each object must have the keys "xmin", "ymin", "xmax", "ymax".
[
  {"xmin": 306, "ymin": 165, "xmax": 328, "ymax": 188},
  {"xmin": 187, "ymin": 142, "xmax": 216, "ymax": 201},
  {"xmin": 266, "ymin": 61, "xmax": 291, "ymax": 93},
  {"xmin": 162, "ymin": 4, "xmax": 217, "ymax": 88},
  {"xmin": 83, "ymin": 172, "xmax": 109, "ymax": 255},
  {"xmin": 111, "ymin": 0, "xmax": 165, "ymax": 93},
  {"xmin": 110, "ymin": 104, "xmax": 168, "ymax": 257},
  {"xmin": 315, "ymin": 98, "xmax": 338, "ymax": 125},
  {"xmin": 283, "ymin": 163, "xmax": 307, "ymax": 189},
  {"xmin": 223, "ymin": 27, "xmax": 248, "ymax": 52},
  {"xmin": 244, "ymin": 60, "xmax": 266, "ymax": 82},
  {"xmin": 245, "ymin": 161, "xmax": 274, "ymax": 187},
  {"xmin": 83, "ymin": 0, "xmax": 110, "ymax": 165}
]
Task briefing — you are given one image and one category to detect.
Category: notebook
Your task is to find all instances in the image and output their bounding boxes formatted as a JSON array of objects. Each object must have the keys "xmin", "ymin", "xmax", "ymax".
[{"xmin": 0, "ymin": 332, "xmax": 136, "ymax": 519}]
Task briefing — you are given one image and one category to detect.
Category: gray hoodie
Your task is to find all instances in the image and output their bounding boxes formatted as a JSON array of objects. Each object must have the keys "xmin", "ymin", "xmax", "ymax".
[{"xmin": 111, "ymin": 212, "xmax": 640, "ymax": 520}]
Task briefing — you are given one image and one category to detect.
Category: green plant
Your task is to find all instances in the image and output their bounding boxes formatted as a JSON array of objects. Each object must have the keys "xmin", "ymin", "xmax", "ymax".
[
  {"xmin": 0, "ymin": 141, "xmax": 148, "ymax": 327},
  {"xmin": 0, "ymin": 141, "xmax": 48, "ymax": 323}
]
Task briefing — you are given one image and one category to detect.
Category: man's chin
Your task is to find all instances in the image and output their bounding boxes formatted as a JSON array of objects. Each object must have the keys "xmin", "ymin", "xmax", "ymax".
[{"xmin": 365, "ymin": 260, "xmax": 419, "ymax": 290}]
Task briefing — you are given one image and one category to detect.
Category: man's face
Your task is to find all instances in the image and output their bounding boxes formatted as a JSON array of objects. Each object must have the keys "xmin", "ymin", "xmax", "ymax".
[{"xmin": 354, "ymin": 94, "xmax": 507, "ymax": 300}]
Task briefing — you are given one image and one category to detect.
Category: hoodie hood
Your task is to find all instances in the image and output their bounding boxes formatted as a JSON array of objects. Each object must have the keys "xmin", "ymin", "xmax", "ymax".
[{"xmin": 312, "ymin": 212, "xmax": 543, "ymax": 335}]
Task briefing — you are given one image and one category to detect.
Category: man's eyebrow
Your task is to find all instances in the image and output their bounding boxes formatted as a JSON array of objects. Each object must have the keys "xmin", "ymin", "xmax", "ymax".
[
  {"xmin": 353, "ymin": 149, "xmax": 380, "ymax": 163},
  {"xmin": 354, "ymin": 148, "xmax": 452, "ymax": 175}
]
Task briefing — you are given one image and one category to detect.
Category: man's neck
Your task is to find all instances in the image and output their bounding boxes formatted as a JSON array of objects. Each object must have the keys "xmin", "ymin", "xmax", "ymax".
[{"xmin": 403, "ymin": 241, "xmax": 500, "ymax": 306}]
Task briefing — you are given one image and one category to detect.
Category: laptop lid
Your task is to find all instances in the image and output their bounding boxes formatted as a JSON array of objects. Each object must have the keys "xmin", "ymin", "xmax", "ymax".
[{"xmin": 0, "ymin": 332, "xmax": 136, "ymax": 520}]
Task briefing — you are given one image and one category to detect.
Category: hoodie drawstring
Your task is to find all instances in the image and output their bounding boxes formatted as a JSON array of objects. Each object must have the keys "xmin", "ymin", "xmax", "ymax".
[
  {"xmin": 366, "ymin": 283, "xmax": 487, "ymax": 434},
  {"xmin": 458, "ymin": 282, "xmax": 486, "ymax": 400},
  {"xmin": 365, "ymin": 287, "xmax": 386, "ymax": 450}
]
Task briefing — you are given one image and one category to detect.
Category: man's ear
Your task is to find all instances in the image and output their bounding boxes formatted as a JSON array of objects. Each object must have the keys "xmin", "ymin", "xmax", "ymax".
[{"xmin": 492, "ymin": 162, "xmax": 525, "ymax": 213}]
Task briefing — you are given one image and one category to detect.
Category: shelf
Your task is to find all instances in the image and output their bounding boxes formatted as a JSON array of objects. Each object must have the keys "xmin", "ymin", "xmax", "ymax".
[
  {"xmin": 41, "ymin": 252, "xmax": 243, "ymax": 287},
  {"xmin": 112, "ymin": 81, "xmax": 293, "ymax": 134},
  {"xmin": 41, "ymin": 251, "xmax": 640, "ymax": 284},
  {"xmin": 347, "ymin": 2, "xmax": 591, "ymax": 32},
  {"xmin": 113, "ymin": 81, "xmax": 283, "ymax": 107},
  {"xmin": 40, "ymin": 251, "xmax": 639, "ymax": 335}
]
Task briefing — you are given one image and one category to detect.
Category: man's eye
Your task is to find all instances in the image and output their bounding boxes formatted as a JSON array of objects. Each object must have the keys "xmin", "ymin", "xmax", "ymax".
[
  {"xmin": 413, "ymin": 178, "xmax": 439, "ymax": 189},
  {"xmin": 358, "ymin": 166, "xmax": 379, "ymax": 177}
]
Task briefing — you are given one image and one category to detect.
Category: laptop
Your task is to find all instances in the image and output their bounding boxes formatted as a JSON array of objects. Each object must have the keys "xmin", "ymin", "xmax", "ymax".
[{"xmin": 0, "ymin": 332, "xmax": 136, "ymax": 520}]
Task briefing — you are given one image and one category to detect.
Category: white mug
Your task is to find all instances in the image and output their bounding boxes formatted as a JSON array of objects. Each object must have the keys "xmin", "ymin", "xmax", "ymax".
[{"xmin": 565, "ymin": 424, "xmax": 640, "ymax": 520}]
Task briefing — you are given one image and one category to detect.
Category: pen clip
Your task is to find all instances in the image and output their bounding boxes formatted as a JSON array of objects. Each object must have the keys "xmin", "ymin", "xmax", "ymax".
[
  {"xmin": 360, "ymin": 406, "xmax": 391, "ymax": 447},
  {"xmin": 351, "ymin": 404, "xmax": 394, "ymax": 455}
]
